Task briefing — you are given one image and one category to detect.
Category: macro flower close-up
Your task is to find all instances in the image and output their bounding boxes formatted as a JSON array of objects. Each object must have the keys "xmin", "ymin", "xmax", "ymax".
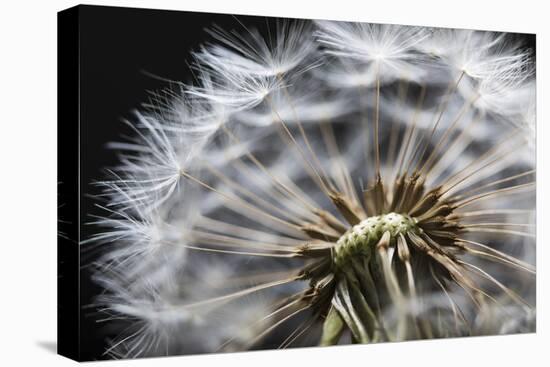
[{"xmin": 84, "ymin": 15, "xmax": 536, "ymax": 359}]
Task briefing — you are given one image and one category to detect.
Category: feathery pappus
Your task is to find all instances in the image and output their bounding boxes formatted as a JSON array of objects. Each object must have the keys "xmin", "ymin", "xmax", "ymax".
[{"xmin": 86, "ymin": 18, "xmax": 536, "ymax": 358}]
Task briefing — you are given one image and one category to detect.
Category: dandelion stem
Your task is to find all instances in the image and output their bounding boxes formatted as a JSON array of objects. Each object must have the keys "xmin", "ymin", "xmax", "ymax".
[
  {"xmin": 454, "ymin": 181, "xmax": 535, "ymax": 209},
  {"xmin": 320, "ymin": 305, "xmax": 345, "ymax": 346},
  {"xmin": 267, "ymin": 96, "xmax": 332, "ymax": 196},
  {"xmin": 408, "ymin": 71, "xmax": 465, "ymax": 173},
  {"xmin": 179, "ymin": 169, "xmax": 304, "ymax": 234},
  {"xmin": 374, "ymin": 62, "xmax": 382, "ymax": 179},
  {"xmin": 395, "ymin": 85, "xmax": 426, "ymax": 179},
  {"xmin": 222, "ymin": 125, "xmax": 322, "ymax": 215},
  {"xmin": 387, "ymin": 80, "xmax": 409, "ymax": 171},
  {"xmin": 453, "ymin": 170, "xmax": 535, "ymax": 201}
]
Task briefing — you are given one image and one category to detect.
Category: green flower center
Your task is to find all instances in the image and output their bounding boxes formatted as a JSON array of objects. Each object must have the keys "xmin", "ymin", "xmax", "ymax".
[{"xmin": 333, "ymin": 212, "xmax": 418, "ymax": 267}]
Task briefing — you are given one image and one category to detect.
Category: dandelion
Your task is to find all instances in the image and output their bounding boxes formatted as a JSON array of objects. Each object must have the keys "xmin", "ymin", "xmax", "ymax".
[
  {"xmin": 196, "ymin": 21, "xmax": 318, "ymax": 78},
  {"xmin": 88, "ymin": 18, "xmax": 536, "ymax": 358},
  {"xmin": 315, "ymin": 20, "xmax": 429, "ymax": 84}
]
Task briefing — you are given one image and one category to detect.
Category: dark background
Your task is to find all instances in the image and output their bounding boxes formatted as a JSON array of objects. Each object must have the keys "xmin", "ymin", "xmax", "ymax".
[
  {"xmin": 64, "ymin": 4, "xmax": 535, "ymax": 361},
  {"xmin": 76, "ymin": 5, "xmax": 279, "ymax": 360}
]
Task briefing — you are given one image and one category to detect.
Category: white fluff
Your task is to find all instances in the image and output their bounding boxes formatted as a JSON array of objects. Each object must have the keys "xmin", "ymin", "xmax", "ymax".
[{"xmin": 86, "ymin": 18, "xmax": 536, "ymax": 358}]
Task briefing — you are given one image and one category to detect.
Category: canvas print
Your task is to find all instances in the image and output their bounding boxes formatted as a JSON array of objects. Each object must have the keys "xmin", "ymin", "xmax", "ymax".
[{"xmin": 58, "ymin": 5, "xmax": 536, "ymax": 361}]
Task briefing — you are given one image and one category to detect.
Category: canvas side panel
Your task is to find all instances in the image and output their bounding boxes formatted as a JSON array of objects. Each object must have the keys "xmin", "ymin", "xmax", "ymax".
[{"xmin": 57, "ymin": 5, "xmax": 81, "ymax": 361}]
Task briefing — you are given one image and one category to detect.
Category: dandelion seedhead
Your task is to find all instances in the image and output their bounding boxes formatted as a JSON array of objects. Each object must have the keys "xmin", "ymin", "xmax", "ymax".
[{"xmin": 88, "ymin": 18, "xmax": 536, "ymax": 358}]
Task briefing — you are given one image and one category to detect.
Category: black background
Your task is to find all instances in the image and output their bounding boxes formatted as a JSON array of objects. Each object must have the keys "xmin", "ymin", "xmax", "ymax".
[
  {"xmin": 77, "ymin": 5, "xmax": 277, "ymax": 360},
  {"xmin": 68, "ymin": 5, "xmax": 535, "ymax": 360}
]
